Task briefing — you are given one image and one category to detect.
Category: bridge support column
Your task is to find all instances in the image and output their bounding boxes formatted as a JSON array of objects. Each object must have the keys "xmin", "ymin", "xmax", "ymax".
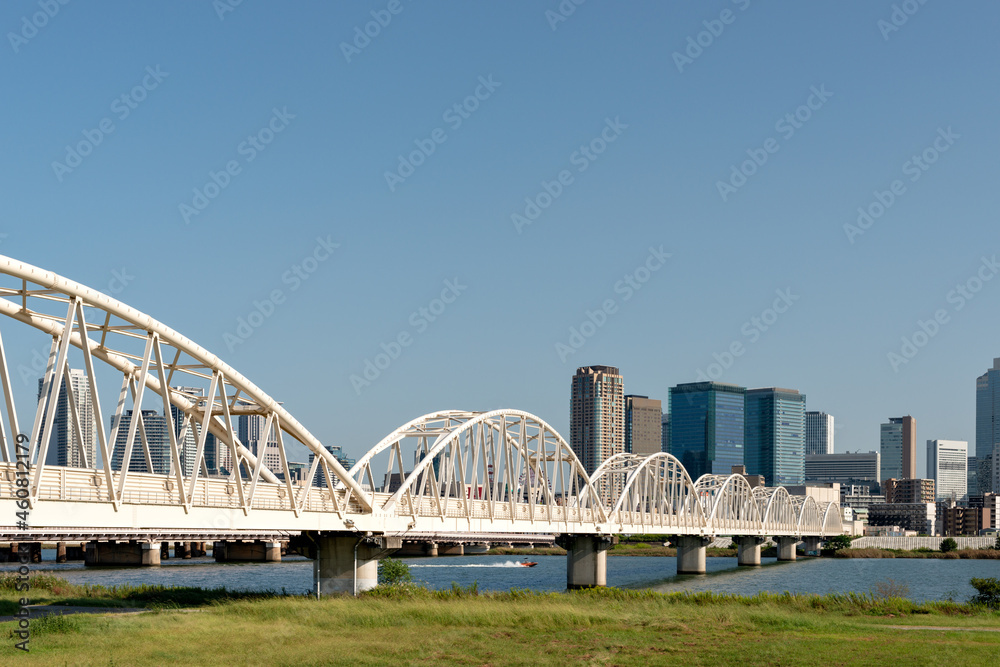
[
  {"xmin": 801, "ymin": 537, "xmax": 822, "ymax": 556},
  {"xmin": 213, "ymin": 541, "xmax": 282, "ymax": 562},
  {"xmin": 775, "ymin": 537, "xmax": 799, "ymax": 561},
  {"xmin": 556, "ymin": 535, "xmax": 617, "ymax": 589},
  {"xmin": 56, "ymin": 542, "xmax": 67, "ymax": 563},
  {"xmin": 439, "ymin": 543, "xmax": 464, "ymax": 556},
  {"xmin": 85, "ymin": 541, "xmax": 160, "ymax": 566},
  {"xmin": 675, "ymin": 536, "xmax": 712, "ymax": 574},
  {"xmin": 314, "ymin": 535, "xmax": 402, "ymax": 596},
  {"xmin": 161, "ymin": 543, "xmax": 170, "ymax": 559},
  {"xmin": 735, "ymin": 536, "xmax": 765, "ymax": 566},
  {"xmin": 175, "ymin": 542, "xmax": 189, "ymax": 559},
  {"xmin": 64, "ymin": 544, "xmax": 85, "ymax": 561}
]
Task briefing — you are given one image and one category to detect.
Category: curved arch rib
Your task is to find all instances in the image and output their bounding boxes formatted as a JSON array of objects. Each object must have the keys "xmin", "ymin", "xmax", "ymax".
[{"xmin": 0, "ymin": 255, "xmax": 372, "ymax": 512}]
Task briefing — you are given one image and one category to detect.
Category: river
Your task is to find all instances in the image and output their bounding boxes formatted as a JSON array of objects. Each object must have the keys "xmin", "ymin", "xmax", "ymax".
[{"xmin": 3, "ymin": 551, "xmax": 997, "ymax": 603}]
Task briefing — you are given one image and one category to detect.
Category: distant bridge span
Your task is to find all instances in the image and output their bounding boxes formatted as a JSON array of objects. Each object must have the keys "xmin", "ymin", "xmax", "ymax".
[{"xmin": 0, "ymin": 256, "xmax": 841, "ymax": 592}]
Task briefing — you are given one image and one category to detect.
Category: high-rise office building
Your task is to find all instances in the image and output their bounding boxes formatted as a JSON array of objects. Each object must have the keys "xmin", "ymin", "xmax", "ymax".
[
  {"xmin": 238, "ymin": 413, "xmax": 282, "ymax": 474},
  {"xmin": 36, "ymin": 369, "xmax": 96, "ymax": 468},
  {"xmin": 110, "ymin": 409, "xmax": 170, "ymax": 475},
  {"xmin": 570, "ymin": 366, "xmax": 624, "ymax": 504},
  {"xmin": 624, "ymin": 395, "xmax": 662, "ymax": 456},
  {"xmin": 170, "ymin": 387, "xmax": 204, "ymax": 478},
  {"xmin": 805, "ymin": 451, "xmax": 880, "ymax": 490},
  {"xmin": 310, "ymin": 445, "xmax": 357, "ymax": 488},
  {"xmin": 976, "ymin": 358, "xmax": 1000, "ymax": 494},
  {"xmin": 880, "ymin": 416, "xmax": 915, "ymax": 481},
  {"xmin": 669, "ymin": 382, "xmax": 745, "ymax": 480},
  {"xmin": 805, "ymin": 411, "xmax": 834, "ymax": 455},
  {"xmin": 661, "ymin": 412, "xmax": 670, "ymax": 455},
  {"xmin": 926, "ymin": 440, "xmax": 968, "ymax": 502},
  {"xmin": 745, "ymin": 387, "xmax": 806, "ymax": 486}
]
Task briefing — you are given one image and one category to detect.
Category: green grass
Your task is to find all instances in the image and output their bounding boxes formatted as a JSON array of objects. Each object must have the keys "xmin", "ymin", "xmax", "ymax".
[{"xmin": 2, "ymin": 577, "xmax": 1000, "ymax": 665}]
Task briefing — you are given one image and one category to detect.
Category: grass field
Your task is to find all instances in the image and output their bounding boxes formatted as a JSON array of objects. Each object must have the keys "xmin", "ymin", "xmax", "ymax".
[{"xmin": 1, "ymin": 575, "xmax": 999, "ymax": 666}]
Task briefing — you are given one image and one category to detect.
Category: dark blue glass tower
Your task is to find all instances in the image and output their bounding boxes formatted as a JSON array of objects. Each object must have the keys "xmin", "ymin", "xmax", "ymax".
[{"xmin": 668, "ymin": 382, "xmax": 745, "ymax": 480}]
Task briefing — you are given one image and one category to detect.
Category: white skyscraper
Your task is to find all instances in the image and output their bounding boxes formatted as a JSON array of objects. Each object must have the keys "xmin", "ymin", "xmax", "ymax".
[
  {"xmin": 170, "ymin": 387, "xmax": 202, "ymax": 478},
  {"xmin": 805, "ymin": 411, "xmax": 834, "ymax": 455},
  {"xmin": 36, "ymin": 369, "xmax": 96, "ymax": 468},
  {"xmin": 926, "ymin": 439, "xmax": 968, "ymax": 502}
]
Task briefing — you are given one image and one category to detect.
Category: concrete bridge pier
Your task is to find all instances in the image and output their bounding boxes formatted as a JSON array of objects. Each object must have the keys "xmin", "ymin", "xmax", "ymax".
[
  {"xmin": 314, "ymin": 534, "xmax": 402, "ymax": 596},
  {"xmin": 175, "ymin": 542, "xmax": 190, "ymax": 559},
  {"xmin": 801, "ymin": 537, "xmax": 822, "ymax": 555},
  {"xmin": 63, "ymin": 544, "xmax": 85, "ymax": 561},
  {"xmin": 439, "ymin": 543, "xmax": 464, "ymax": 556},
  {"xmin": 775, "ymin": 537, "xmax": 799, "ymax": 561},
  {"xmin": 734, "ymin": 536, "xmax": 765, "ymax": 566},
  {"xmin": 16, "ymin": 543, "xmax": 42, "ymax": 563},
  {"xmin": 675, "ymin": 536, "xmax": 713, "ymax": 574},
  {"xmin": 85, "ymin": 541, "xmax": 160, "ymax": 566},
  {"xmin": 214, "ymin": 541, "xmax": 281, "ymax": 562},
  {"xmin": 556, "ymin": 534, "xmax": 617, "ymax": 589}
]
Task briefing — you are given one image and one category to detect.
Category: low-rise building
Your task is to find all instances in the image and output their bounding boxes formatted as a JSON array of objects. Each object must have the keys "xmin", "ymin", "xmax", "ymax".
[
  {"xmin": 784, "ymin": 483, "xmax": 839, "ymax": 505},
  {"xmin": 883, "ymin": 478, "xmax": 935, "ymax": 504},
  {"xmin": 938, "ymin": 504, "xmax": 990, "ymax": 536},
  {"xmin": 867, "ymin": 502, "xmax": 936, "ymax": 535}
]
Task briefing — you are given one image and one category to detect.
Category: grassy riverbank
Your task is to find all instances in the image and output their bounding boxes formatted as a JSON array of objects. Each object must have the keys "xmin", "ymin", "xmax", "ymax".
[{"xmin": 2, "ymin": 575, "xmax": 999, "ymax": 665}]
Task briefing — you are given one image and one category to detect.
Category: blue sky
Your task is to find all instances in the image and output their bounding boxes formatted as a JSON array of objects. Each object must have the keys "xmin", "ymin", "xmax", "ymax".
[{"xmin": 2, "ymin": 1, "xmax": 998, "ymax": 477}]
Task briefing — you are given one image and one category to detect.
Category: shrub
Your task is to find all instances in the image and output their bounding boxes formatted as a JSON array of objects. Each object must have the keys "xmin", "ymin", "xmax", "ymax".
[
  {"xmin": 970, "ymin": 578, "xmax": 1000, "ymax": 609},
  {"xmin": 872, "ymin": 579, "xmax": 910, "ymax": 601},
  {"xmin": 378, "ymin": 557, "xmax": 412, "ymax": 586},
  {"xmin": 825, "ymin": 535, "xmax": 853, "ymax": 551},
  {"xmin": 940, "ymin": 538, "xmax": 958, "ymax": 553}
]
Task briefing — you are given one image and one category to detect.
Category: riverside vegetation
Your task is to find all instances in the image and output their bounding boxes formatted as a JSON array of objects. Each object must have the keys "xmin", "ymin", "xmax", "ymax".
[{"xmin": 1, "ymin": 569, "xmax": 999, "ymax": 665}]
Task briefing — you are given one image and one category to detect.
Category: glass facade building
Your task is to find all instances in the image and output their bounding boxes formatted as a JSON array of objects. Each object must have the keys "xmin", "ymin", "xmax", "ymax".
[
  {"xmin": 745, "ymin": 388, "xmax": 806, "ymax": 487},
  {"xmin": 880, "ymin": 416, "xmax": 915, "ymax": 481},
  {"xmin": 668, "ymin": 382, "xmax": 745, "ymax": 480},
  {"xmin": 975, "ymin": 358, "xmax": 1000, "ymax": 494}
]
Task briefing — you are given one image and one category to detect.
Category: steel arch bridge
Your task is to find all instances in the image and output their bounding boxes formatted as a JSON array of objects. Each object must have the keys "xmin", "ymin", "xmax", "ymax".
[{"xmin": 0, "ymin": 255, "xmax": 841, "ymax": 542}]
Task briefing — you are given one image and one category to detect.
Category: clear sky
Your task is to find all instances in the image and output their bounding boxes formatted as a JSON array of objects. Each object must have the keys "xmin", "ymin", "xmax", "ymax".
[{"xmin": 2, "ymin": 1, "xmax": 998, "ymax": 478}]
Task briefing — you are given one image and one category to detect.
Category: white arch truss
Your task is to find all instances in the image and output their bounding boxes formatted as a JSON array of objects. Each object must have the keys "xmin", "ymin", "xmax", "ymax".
[
  {"xmin": 587, "ymin": 453, "xmax": 705, "ymax": 532},
  {"xmin": 361, "ymin": 409, "xmax": 606, "ymax": 526},
  {"xmin": 0, "ymin": 255, "xmax": 370, "ymax": 513}
]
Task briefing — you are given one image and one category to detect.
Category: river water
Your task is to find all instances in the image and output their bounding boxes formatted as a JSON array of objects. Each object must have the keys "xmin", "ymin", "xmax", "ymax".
[{"xmin": 4, "ymin": 551, "xmax": 998, "ymax": 603}]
